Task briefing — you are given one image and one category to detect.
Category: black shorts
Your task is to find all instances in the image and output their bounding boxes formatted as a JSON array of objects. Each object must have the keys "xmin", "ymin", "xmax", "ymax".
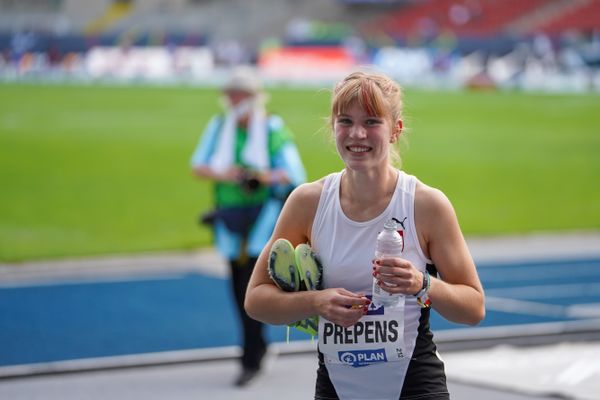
[{"xmin": 314, "ymin": 350, "xmax": 450, "ymax": 400}]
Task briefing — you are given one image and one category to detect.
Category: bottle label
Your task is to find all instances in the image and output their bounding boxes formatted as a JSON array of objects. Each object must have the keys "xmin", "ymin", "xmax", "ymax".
[{"xmin": 318, "ymin": 296, "xmax": 406, "ymax": 368}]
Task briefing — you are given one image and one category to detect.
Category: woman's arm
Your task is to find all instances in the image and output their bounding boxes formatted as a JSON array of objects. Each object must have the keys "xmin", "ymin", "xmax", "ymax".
[
  {"xmin": 372, "ymin": 182, "xmax": 484, "ymax": 325},
  {"xmin": 245, "ymin": 181, "xmax": 369, "ymax": 328},
  {"xmin": 416, "ymin": 183, "xmax": 485, "ymax": 325}
]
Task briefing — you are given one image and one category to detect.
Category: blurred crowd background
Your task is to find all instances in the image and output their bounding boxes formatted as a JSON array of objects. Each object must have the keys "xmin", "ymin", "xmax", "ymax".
[{"xmin": 2, "ymin": 0, "xmax": 600, "ymax": 92}]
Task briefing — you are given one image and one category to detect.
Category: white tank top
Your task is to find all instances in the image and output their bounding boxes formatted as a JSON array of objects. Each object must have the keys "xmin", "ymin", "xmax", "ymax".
[{"xmin": 311, "ymin": 170, "xmax": 433, "ymax": 400}]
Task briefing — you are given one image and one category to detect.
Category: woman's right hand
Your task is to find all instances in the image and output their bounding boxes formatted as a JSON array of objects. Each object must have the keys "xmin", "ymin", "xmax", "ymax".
[{"xmin": 313, "ymin": 288, "xmax": 371, "ymax": 328}]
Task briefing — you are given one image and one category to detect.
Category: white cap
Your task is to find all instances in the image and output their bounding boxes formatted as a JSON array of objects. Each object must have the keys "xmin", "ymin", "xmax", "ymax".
[{"xmin": 223, "ymin": 66, "xmax": 263, "ymax": 94}]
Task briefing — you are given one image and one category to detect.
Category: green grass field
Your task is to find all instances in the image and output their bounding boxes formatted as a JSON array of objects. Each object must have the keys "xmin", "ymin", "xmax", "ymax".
[{"xmin": 1, "ymin": 83, "xmax": 599, "ymax": 261}]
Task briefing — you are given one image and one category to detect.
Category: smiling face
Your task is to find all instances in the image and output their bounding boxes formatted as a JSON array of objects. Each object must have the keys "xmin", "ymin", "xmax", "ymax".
[
  {"xmin": 330, "ymin": 71, "xmax": 403, "ymax": 171},
  {"xmin": 334, "ymin": 102, "xmax": 395, "ymax": 171}
]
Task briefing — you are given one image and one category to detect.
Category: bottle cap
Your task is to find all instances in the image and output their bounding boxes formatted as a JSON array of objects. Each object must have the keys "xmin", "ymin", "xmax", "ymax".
[{"xmin": 383, "ymin": 219, "xmax": 397, "ymax": 230}]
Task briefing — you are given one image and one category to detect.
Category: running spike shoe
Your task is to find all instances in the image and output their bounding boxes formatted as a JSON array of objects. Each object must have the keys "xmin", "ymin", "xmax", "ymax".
[
  {"xmin": 294, "ymin": 243, "xmax": 323, "ymax": 336},
  {"xmin": 268, "ymin": 238, "xmax": 299, "ymax": 292},
  {"xmin": 268, "ymin": 240, "xmax": 322, "ymax": 337},
  {"xmin": 292, "ymin": 316, "xmax": 318, "ymax": 336},
  {"xmin": 295, "ymin": 243, "xmax": 323, "ymax": 291}
]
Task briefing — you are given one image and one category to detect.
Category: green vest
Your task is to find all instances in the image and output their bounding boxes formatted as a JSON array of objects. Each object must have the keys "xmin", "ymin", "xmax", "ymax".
[{"xmin": 214, "ymin": 117, "xmax": 291, "ymax": 207}]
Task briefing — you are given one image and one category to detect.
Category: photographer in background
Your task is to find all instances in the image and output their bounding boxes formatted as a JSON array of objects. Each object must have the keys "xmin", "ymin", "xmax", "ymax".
[{"xmin": 190, "ymin": 66, "xmax": 306, "ymax": 387}]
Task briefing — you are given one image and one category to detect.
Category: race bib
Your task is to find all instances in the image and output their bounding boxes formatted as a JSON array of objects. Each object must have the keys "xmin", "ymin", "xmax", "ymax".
[{"xmin": 318, "ymin": 296, "xmax": 406, "ymax": 368}]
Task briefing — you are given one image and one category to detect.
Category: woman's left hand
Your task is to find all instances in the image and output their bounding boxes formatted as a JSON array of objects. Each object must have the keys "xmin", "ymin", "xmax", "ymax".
[{"xmin": 372, "ymin": 257, "xmax": 423, "ymax": 296}]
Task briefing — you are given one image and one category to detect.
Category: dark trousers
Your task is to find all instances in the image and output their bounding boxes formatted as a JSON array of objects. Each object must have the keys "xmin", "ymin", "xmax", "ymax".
[{"xmin": 229, "ymin": 257, "xmax": 266, "ymax": 370}]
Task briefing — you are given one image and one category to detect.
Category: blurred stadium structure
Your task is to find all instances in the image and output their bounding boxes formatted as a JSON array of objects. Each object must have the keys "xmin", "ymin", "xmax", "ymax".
[{"xmin": 1, "ymin": 0, "xmax": 599, "ymax": 91}]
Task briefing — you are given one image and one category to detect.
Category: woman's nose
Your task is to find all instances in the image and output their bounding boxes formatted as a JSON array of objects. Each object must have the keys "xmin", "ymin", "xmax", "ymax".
[{"xmin": 349, "ymin": 125, "xmax": 366, "ymax": 139}]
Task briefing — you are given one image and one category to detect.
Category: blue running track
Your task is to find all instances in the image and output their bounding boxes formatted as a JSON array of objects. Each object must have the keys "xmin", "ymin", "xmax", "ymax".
[{"xmin": 1, "ymin": 258, "xmax": 599, "ymax": 367}]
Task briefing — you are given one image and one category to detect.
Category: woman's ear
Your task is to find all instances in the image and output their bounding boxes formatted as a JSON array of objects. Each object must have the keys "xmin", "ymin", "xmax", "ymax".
[{"xmin": 390, "ymin": 119, "xmax": 403, "ymax": 143}]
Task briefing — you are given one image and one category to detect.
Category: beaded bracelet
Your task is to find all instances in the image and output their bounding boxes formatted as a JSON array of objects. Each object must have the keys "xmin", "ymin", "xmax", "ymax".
[{"xmin": 415, "ymin": 271, "xmax": 431, "ymax": 308}]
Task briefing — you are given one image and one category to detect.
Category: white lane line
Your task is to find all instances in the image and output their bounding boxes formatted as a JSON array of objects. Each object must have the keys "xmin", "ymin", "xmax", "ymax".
[
  {"xmin": 485, "ymin": 282, "xmax": 600, "ymax": 299},
  {"xmin": 566, "ymin": 303, "xmax": 600, "ymax": 318},
  {"xmin": 479, "ymin": 263, "xmax": 600, "ymax": 282},
  {"xmin": 485, "ymin": 297, "xmax": 568, "ymax": 318},
  {"xmin": 486, "ymin": 297, "xmax": 600, "ymax": 319},
  {"xmin": 0, "ymin": 274, "xmax": 192, "ymax": 289}
]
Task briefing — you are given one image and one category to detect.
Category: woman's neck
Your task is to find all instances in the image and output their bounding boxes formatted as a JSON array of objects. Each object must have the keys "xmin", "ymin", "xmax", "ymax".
[{"xmin": 340, "ymin": 166, "xmax": 398, "ymax": 221}]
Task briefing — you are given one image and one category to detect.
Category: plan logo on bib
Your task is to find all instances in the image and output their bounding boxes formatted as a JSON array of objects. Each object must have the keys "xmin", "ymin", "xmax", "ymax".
[{"xmin": 338, "ymin": 349, "xmax": 387, "ymax": 367}]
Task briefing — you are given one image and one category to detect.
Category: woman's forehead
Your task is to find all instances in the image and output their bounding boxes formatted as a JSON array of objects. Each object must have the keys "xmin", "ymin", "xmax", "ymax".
[{"xmin": 336, "ymin": 100, "xmax": 387, "ymax": 118}]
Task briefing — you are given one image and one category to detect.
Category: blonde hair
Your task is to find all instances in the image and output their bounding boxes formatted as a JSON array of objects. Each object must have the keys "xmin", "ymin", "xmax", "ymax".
[{"xmin": 330, "ymin": 71, "xmax": 404, "ymax": 164}]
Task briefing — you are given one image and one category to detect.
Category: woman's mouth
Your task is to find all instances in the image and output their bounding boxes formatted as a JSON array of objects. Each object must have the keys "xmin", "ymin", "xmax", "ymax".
[{"xmin": 347, "ymin": 146, "xmax": 371, "ymax": 153}]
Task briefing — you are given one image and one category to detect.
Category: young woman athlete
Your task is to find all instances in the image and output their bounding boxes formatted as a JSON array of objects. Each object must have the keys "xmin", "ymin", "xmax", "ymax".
[{"xmin": 245, "ymin": 70, "xmax": 485, "ymax": 399}]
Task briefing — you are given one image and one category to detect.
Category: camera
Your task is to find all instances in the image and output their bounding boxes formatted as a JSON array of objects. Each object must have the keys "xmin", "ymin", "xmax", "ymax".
[{"xmin": 239, "ymin": 170, "xmax": 262, "ymax": 193}]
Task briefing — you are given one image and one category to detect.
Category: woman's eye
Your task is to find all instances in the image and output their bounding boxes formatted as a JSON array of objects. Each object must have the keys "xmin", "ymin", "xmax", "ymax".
[
  {"xmin": 337, "ymin": 118, "xmax": 352, "ymax": 124},
  {"xmin": 366, "ymin": 119, "xmax": 381, "ymax": 126}
]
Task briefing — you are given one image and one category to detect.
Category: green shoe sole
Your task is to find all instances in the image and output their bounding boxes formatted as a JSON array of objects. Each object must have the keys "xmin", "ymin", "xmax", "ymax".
[
  {"xmin": 295, "ymin": 243, "xmax": 323, "ymax": 291},
  {"xmin": 291, "ymin": 316, "xmax": 318, "ymax": 336},
  {"xmin": 268, "ymin": 238, "xmax": 299, "ymax": 292},
  {"xmin": 269, "ymin": 240, "xmax": 321, "ymax": 337},
  {"xmin": 294, "ymin": 243, "xmax": 322, "ymax": 336}
]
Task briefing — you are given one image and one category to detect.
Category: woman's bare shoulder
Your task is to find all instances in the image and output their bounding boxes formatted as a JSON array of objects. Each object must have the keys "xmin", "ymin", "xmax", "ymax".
[
  {"xmin": 415, "ymin": 180, "xmax": 451, "ymax": 210},
  {"xmin": 284, "ymin": 179, "xmax": 326, "ymax": 217},
  {"xmin": 414, "ymin": 180, "xmax": 460, "ymax": 241},
  {"xmin": 291, "ymin": 179, "xmax": 326, "ymax": 202},
  {"xmin": 274, "ymin": 178, "xmax": 327, "ymax": 243}
]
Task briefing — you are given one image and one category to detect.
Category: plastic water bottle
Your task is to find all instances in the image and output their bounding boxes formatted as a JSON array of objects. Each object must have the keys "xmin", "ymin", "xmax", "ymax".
[{"xmin": 372, "ymin": 219, "xmax": 404, "ymax": 308}]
